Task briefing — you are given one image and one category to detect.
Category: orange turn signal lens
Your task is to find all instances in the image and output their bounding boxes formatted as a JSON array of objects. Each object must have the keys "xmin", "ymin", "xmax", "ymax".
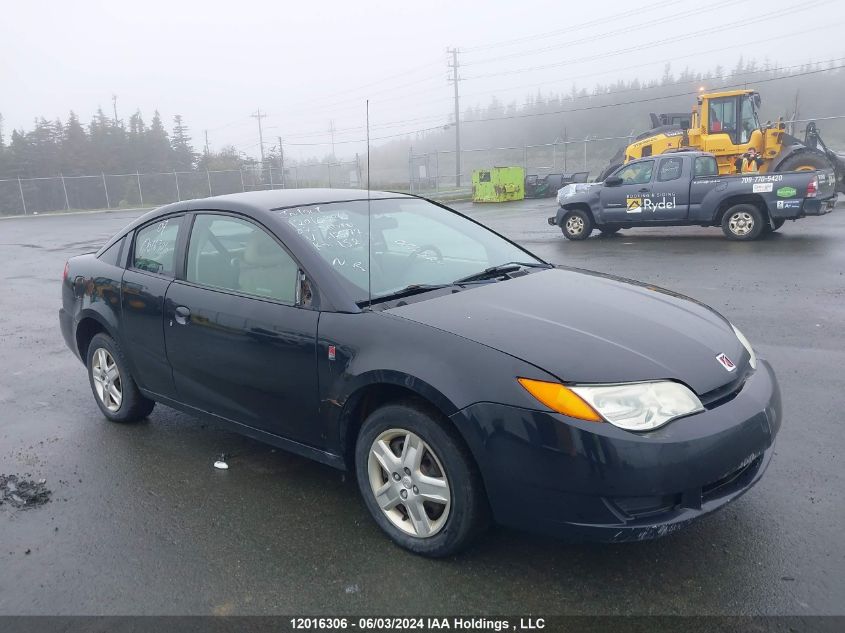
[{"xmin": 517, "ymin": 378, "xmax": 603, "ymax": 422}]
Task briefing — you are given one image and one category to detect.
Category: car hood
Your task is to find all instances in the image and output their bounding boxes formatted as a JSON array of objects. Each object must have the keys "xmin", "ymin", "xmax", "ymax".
[{"xmin": 386, "ymin": 268, "xmax": 748, "ymax": 396}]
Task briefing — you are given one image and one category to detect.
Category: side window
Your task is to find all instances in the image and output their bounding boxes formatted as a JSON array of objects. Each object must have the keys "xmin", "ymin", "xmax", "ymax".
[
  {"xmin": 98, "ymin": 237, "xmax": 125, "ymax": 267},
  {"xmin": 709, "ymin": 98, "xmax": 736, "ymax": 135},
  {"xmin": 133, "ymin": 217, "xmax": 182, "ymax": 276},
  {"xmin": 187, "ymin": 214, "xmax": 298, "ymax": 304},
  {"xmin": 617, "ymin": 160, "xmax": 654, "ymax": 185},
  {"xmin": 694, "ymin": 156, "xmax": 719, "ymax": 177},
  {"xmin": 657, "ymin": 157, "xmax": 683, "ymax": 182},
  {"xmin": 739, "ymin": 96, "xmax": 757, "ymax": 144}
]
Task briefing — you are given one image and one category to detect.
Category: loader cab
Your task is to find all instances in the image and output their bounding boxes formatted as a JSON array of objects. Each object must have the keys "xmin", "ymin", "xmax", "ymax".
[{"xmin": 698, "ymin": 90, "xmax": 765, "ymax": 173}]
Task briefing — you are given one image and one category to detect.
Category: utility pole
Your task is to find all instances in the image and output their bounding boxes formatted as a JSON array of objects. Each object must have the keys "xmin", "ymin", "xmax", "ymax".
[
  {"xmin": 250, "ymin": 108, "xmax": 267, "ymax": 165},
  {"xmin": 204, "ymin": 129, "xmax": 210, "ymax": 156},
  {"xmin": 112, "ymin": 94, "xmax": 120, "ymax": 126},
  {"xmin": 447, "ymin": 48, "xmax": 462, "ymax": 187},
  {"xmin": 329, "ymin": 120, "xmax": 336, "ymax": 159}
]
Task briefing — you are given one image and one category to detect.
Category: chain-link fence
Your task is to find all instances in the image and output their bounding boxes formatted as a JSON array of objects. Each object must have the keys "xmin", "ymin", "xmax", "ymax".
[
  {"xmin": 4, "ymin": 115, "xmax": 843, "ymax": 216},
  {"xmin": 0, "ymin": 159, "xmax": 363, "ymax": 216},
  {"xmin": 409, "ymin": 135, "xmax": 637, "ymax": 195}
]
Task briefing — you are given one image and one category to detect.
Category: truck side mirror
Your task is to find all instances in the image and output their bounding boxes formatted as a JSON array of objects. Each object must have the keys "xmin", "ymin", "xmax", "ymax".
[{"xmin": 604, "ymin": 176, "xmax": 623, "ymax": 187}]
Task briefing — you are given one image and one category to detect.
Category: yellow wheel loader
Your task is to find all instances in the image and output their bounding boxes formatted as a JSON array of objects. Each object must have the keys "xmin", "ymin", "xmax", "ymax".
[{"xmin": 598, "ymin": 89, "xmax": 845, "ymax": 193}]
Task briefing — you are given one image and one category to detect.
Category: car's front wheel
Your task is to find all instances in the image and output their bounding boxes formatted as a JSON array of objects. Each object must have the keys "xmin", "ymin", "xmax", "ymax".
[
  {"xmin": 355, "ymin": 402, "xmax": 488, "ymax": 557},
  {"xmin": 86, "ymin": 333, "xmax": 155, "ymax": 422}
]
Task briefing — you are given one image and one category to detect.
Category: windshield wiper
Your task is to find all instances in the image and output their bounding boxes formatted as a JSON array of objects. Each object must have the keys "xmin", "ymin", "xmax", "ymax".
[
  {"xmin": 363, "ymin": 284, "xmax": 449, "ymax": 306},
  {"xmin": 453, "ymin": 261, "xmax": 551, "ymax": 285}
]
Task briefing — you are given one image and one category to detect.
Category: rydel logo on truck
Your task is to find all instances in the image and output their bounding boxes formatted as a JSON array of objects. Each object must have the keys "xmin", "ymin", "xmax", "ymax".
[{"xmin": 626, "ymin": 194, "xmax": 676, "ymax": 213}]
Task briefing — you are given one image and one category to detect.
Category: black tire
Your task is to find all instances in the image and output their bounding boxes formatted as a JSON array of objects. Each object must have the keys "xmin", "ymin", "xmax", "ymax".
[
  {"xmin": 560, "ymin": 208, "xmax": 594, "ymax": 240},
  {"xmin": 354, "ymin": 401, "xmax": 488, "ymax": 557},
  {"xmin": 776, "ymin": 150, "xmax": 832, "ymax": 173},
  {"xmin": 721, "ymin": 204, "xmax": 764, "ymax": 241},
  {"xmin": 86, "ymin": 332, "xmax": 155, "ymax": 423},
  {"xmin": 598, "ymin": 226, "xmax": 621, "ymax": 236}
]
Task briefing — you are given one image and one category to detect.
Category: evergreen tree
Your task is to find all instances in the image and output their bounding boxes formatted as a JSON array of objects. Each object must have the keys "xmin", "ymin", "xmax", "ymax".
[{"xmin": 171, "ymin": 114, "xmax": 195, "ymax": 170}]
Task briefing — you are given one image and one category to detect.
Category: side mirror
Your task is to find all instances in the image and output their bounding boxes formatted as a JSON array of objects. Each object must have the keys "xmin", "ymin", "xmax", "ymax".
[{"xmin": 604, "ymin": 176, "xmax": 623, "ymax": 187}]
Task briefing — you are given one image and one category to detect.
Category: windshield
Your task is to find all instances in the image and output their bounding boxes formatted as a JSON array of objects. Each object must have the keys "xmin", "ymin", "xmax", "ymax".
[{"xmin": 275, "ymin": 198, "xmax": 542, "ymax": 302}]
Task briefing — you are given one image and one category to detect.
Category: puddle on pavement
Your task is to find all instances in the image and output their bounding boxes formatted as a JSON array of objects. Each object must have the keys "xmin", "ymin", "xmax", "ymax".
[{"xmin": 0, "ymin": 474, "xmax": 52, "ymax": 509}]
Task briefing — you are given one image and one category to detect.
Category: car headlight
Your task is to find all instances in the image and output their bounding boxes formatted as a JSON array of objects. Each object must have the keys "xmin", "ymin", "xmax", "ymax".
[
  {"xmin": 518, "ymin": 378, "xmax": 704, "ymax": 431},
  {"xmin": 731, "ymin": 324, "xmax": 757, "ymax": 369}
]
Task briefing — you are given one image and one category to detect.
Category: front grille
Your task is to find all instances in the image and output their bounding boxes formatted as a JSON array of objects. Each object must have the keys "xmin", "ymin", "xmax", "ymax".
[
  {"xmin": 699, "ymin": 366, "xmax": 751, "ymax": 409},
  {"xmin": 702, "ymin": 454, "xmax": 762, "ymax": 501}
]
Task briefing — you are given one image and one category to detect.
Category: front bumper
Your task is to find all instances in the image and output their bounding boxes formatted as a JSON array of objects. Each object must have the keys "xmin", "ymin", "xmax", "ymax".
[{"xmin": 452, "ymin": 359, "xmax": 781, "ymax": 541}]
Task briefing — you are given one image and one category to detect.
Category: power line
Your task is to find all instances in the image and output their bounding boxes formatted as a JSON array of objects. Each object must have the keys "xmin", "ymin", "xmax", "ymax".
[
  {"xmin": 460, "ymin": 0, "xmax": 669, "ymax": 53},
  {"xmin": 276, "ymin": 63, "xmax": 845, "ymax": 148},
  {"xmin": 462, "ymin": 0, "xmax": 832, "ymax": 81},
  {"xmin": 461, "ymin": 0, "xmax": 744, "ymax": 68}
]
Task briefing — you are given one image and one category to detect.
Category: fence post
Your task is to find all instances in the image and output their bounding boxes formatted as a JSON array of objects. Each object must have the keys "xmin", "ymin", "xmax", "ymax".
[
  {"xmin": 136, "ymin": 171, "xmax": 144, "ymax": 207},
  {"xmin": 327, "ymin": 162, "xmax": 332, "ymax": 188},
  {"xmin": 408, "ymin": 147, "xmax": 413, "ymax": 194},
  {"xmin": 552, "ymin": 143, "xmax": 557, "ymax": 171},
  {"xmin": 102, "ymin": 172, "xmax": 110, "ymax": 209},
  {"xmin": 239, "ymin": 167, "xmax": 245, "ymax": 192},
  {"xmin": 523, "ymin": 146, "xmax": 528, "ymax": 170},
  {"xmin": 18, "ymin": 177, "xmax": 27, "ymax": 215},
  {"xmin": 435, "ymin": 151, "xmax": 439, "ymax": 192},
  {"xmin": 294, "ymin": 166, "xmax": 299, "ymax": 188},
  {"xmin": 174, "ymin": 172, "xmax": 181, "ymax": 201},
  {"xmin": 269, "ymin": 165, "xmax": 274, "ymax": 190},
  {"xmin": 583, "ymin": 138, "xmax": 588, "ymax": 171},
  {"xmin": 206, "ymin": 169, "xmax": 212, "ymax": 196},
  {"xmin": 60, "ymin": 173, "xmax": 71, "ymax": 210}
]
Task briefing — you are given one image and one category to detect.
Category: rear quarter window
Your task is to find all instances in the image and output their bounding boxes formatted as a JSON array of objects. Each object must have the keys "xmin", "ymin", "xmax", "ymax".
[
  {"xmin": 133, "ymin": 217, "xmax": 182, "ymax": 276},
  {"xmin": 98, "ymin": 237, "xmax": 125, "ymax": 267}
]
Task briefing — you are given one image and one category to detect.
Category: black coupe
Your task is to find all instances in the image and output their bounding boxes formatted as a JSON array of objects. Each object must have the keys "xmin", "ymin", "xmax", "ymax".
[{"xmin": 59, "ymin": 190, "xmax": 781, "ymax": 556}]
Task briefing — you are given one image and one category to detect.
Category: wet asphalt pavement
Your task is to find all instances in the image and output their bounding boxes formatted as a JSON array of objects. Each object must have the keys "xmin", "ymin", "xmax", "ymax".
[{"xmin": 0, "ymin": 199, "xmax": 843, "ymax": 615}]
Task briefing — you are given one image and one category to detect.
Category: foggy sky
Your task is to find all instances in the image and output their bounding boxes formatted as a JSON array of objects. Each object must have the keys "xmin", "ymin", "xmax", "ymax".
[{"xmin": 2, "ymin": 0, "xmax": 843, "ymax": 161}]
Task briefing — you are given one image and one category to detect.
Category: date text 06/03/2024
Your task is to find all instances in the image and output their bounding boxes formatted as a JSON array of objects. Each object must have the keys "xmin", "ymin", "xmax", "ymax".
[{"xmin": 289, "ymin": 617, "xmax": 546, "ymax": 630}]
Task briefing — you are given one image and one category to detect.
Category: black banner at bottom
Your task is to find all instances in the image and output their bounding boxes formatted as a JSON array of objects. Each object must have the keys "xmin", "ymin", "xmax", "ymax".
[{"xmin": 0, "ymin": 617, "xmax": 843, "ymax": 633}]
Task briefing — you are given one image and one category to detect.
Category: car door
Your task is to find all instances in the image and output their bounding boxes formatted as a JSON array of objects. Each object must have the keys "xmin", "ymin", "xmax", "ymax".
[
  {"xmin": 120, "ymin": 214, "xmax": 184, "ymax": 399},
  {"xmin": 651, "ymin": 156, "xmax": 689, "ymax": 221},
  {"xmin": 600, "ymin": 159, "xmax": 655, "ymax": 222},
  {"xmin": 163, "ymin": 212, "xmax": 321, "ymax": 446}
]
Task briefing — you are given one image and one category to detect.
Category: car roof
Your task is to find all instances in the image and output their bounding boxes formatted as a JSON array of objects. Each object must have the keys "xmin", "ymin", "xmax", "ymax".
[{"xmin": 186, "ymin": 188, "xmax": 413, "ymax": 211}]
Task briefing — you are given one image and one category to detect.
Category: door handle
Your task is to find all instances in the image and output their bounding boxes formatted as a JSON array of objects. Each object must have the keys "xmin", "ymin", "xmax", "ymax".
[
  {"xmin": 638, "ymin": 188, "xmax": 649, "ymax": 192},
  {"xmin": 174, "ymin": 306, "xmax": 191, "ymax": 326}
]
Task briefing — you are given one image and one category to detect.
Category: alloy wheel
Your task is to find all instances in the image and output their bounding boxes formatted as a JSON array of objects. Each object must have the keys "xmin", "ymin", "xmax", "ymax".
[
  {"xmin": 91, "ymin": 348, "xmax": 122, "ymax": 412},
  {"xmin": 367, "ymin": 428, "xmax": 451, "ymax": 538}
]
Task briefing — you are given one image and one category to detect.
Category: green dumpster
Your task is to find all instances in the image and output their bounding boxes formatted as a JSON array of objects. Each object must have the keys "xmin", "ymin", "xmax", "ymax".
[{"xmin": 472, "ymin": 166, "xmax": 525, "ymax": 203}]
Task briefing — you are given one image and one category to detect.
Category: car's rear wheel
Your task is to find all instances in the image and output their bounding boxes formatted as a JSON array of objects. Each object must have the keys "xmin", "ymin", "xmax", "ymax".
[
  {"xmin": 86, "ymin": 333, "xmax": 154, "ymax": 422},
  {"xmin": 721, "ymin": 204, "xmax": 764, "ymax": 241},
  {"xmin": 561, "ymin": 209, "xmax": 593, "ymax": 240},
  {"xmin": 355, "ymin": 402, "xmax": 487, "ymax": 557}
]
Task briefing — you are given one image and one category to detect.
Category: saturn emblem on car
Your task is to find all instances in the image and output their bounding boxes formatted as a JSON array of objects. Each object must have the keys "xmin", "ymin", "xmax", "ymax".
[{"xmin": 716, "ymin": 353, "xmax": 737, "ymax": 372}]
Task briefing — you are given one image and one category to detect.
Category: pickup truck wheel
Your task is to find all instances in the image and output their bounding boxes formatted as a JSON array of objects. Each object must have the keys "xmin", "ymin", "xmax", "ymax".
[
  {"xmin": 721, "ymin": 204, "xmax": 764, "ymax": 241},
  {"xmin": 561, "ymin": 209, "xmax": 593, "ymax": 240},
  {"xmin": 86, "ymin": 333, "xmax": 155, "ymax": 423}
]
